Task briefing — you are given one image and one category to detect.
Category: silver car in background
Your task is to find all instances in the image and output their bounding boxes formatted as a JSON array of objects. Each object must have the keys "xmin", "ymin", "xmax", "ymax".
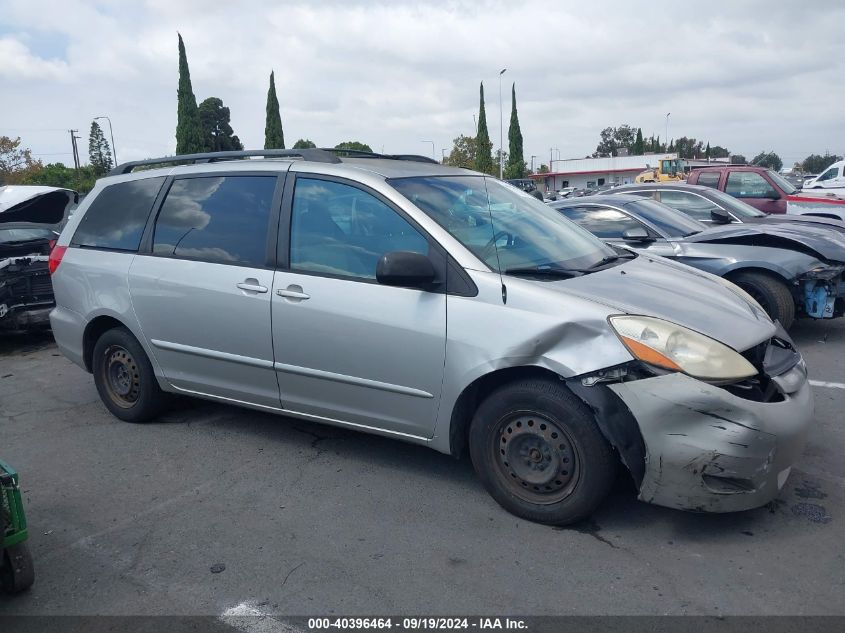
[{"xmin": 49, "ymin": 149, "xmax": 813, "ymax": 525}]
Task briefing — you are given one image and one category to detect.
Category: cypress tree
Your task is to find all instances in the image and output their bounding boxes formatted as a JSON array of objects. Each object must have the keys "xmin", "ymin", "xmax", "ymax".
[
  {"xmin": 705, "ymin": 141, "xmax": 711, "ymax": 160},
  {"xmin": 264, "ymin": 71, "xmax": 285, "ymax": 149},
  {"xmin": 475, "ymin": 82, "xmax": 494, "ymax": 175},
  {"xmin": 634, "ymin": 128, "xmax": 644, "ymax": 155},
  {"xmin": 504, "ymin": 83, "xmax": 525, "ymax": 179},
  {"xmin": 175, "ymin": 33, "xmax": 205, "ymax": 155}
]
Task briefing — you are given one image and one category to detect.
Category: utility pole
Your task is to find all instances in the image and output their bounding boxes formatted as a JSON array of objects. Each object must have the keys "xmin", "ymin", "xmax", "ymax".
[
  {"xmin": 531, "ymin": 155, "xmax": 536, "ymax": 173},
  {"xmin": 68, "ymin": 129, "xmax": 81, "ymax": 188}
]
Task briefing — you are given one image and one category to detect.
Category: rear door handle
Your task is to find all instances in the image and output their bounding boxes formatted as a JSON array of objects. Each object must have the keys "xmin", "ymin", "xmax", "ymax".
[
  {"xmin": 237, "ymin": 281, "xmax": 268, "ymax": 293},
  {"xmin": 276, "ymin": 286, "xmax": 310, "ymax": 301}
]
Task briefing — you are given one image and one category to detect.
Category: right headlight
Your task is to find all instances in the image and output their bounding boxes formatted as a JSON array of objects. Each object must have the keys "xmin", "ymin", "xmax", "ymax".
[{"xmin": 609, "ymin": 315, "xmax": 758, "ymax": 382}]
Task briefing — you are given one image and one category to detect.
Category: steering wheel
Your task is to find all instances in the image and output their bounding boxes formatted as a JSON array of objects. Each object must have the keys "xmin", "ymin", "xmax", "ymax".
[{"xmin": 479, "ymin": 230, "xmax": 512, "ymax": 262}]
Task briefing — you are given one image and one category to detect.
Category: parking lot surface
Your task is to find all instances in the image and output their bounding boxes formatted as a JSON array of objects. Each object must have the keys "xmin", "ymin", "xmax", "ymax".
[{"xmin": 0, "ymin": 320, "xmax": 843, "ymax": 618}]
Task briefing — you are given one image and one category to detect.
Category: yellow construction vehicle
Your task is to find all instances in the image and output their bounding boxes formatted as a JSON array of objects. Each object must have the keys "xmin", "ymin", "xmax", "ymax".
[{"xmin": 635, "ymin": 156, "xmax": 685, "ymax": 183}]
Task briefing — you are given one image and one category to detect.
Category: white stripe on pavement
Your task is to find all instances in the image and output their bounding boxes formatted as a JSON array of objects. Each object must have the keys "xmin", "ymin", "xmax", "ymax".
[
  {"xmin": 809, "ymin": 380, "xmax": 845, "ymax": 389},
  {"xmin": 221, "ymin": 603, "xmax": 304, "ymax": 633}
]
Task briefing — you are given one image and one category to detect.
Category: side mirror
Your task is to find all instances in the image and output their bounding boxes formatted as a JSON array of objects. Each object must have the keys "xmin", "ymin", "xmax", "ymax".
[
  {"xmin": 376, "ymin": 251, "xmax": 436, "ymax": 289},
  {"xmin": 622, "ymin": 227, "xmax": 653, "ymax": 242},
  {"xmin": 710, "ymin": 208, "xmax": 731, "ymax": 224}
]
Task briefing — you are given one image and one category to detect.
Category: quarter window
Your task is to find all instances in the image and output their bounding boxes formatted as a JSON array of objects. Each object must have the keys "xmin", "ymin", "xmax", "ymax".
[
  {"xmin": 725, "ymin": 172, "xmax": 777, "ymax": 199},
  {"xmin": 71, "ymin": 177, "xmax": 165, "ymax": 251},
  {"xmin": 696, "ymin": 171, "xmax": 721, "ymax": 189},
  {"xmin": 290, "ymin": 178, "xmax": 428, "ymax": 280},
  {"xmin": 559, "ymin": 206, "xmax": 646, "ymax": 239},
  {"xmin": 657, "ymin": 190, "xmax": 721, "ymax": 221},
  {"xmin": 153, "ymin": 176, "xmax": 276, "ymax": 267}
]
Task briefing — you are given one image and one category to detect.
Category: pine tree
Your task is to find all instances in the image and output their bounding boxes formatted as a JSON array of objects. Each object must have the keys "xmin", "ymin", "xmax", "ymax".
[
  {"xmin": 504, "ymin": 83, "xmax": 525, "ymax": 179},
  {"xmin": 634, "ymin": 128, "xmax": 644, "ymax": 155},
  {"xmin": 198, "ymin": 97, "xmax": 243, "ymax": 151},
  {"xmin": 88, "ymin": 121, "xmax": 113, "ymax": 175},
  {"xmin": 705, "ymin": 141, "xmax": 711, "ymax": 160},
  {"xmin": 264, "ymin": 71, "xmax": 285, "ymax": 149},
  {"xmin": 175, "ymin": 33, "xmax": 205, "ymax": 155},
  {"xmin": 474, "ymin": 82, "xmax": 494, "ymax": 174}
]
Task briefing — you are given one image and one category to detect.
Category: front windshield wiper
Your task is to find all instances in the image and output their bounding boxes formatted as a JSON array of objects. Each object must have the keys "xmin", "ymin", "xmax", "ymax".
[
  {"xmin": 583, "ymin": 252, "xmax": 635, "ymax": 269},
  {"xmin": 504, "ymin": 266, "xmax": 585, "ymax": 278}
]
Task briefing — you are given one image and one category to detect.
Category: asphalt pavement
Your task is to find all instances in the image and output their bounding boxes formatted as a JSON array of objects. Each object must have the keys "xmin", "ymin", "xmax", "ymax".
[{"xmin": 0, "ymin": 319, "xmax": 843, "ymax": 619}]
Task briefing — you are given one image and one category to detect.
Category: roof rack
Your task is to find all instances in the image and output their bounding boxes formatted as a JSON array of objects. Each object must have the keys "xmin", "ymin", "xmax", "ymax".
[
  {"xmin": 320, "ymin": 148, "xmax": 439, "ymax": 164},
  {"xmin": 108, "ymin": 148, "xmax": 342, "ymax": 176}
]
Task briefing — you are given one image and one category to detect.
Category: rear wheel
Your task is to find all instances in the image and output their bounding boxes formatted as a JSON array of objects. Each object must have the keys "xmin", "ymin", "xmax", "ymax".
[
  {"xmin": 730, "ymin": 271, "xmax": 795, "ymax": 329},
  {"xmin": 469, "ymin": 378, "xmax": 616, "ymax": 526},
  {"xmin": 1, "ymin": 543, "xmax": 34, "ymax": 593},
  {"xmin": 92, "ymin": 327, "xmax": 169, "ymax": 423}
]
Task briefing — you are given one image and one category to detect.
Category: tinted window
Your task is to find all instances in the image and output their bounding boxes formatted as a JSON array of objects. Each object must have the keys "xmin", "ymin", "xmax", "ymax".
[
  {"xmin": 624, "ymin": 199, "xmax": 705, "ymax": 237},
  {"xmin": 558, "ymin": 206, "xmax": 645, "ymax": 239},
  {"xmin": 696, "ymin": 171, "xmax": 721, "ymax": 189},
  {"xmin": 725, "ymin": 172, "xmax": 777, "ymax": 199},
  {"xmin": 657, "ymin": 190, "xmax": 721, "ymax": 221},
  {"xmin": 818, "ymin": 167, "xmax": 838, "ymax": 181},
  {"xmin": 72, "ymin": 177, "xmax": 165, "ymax": 251},
  {"xmin": 0, "ymin": 227, "xmax": 55, "ymax": 243},
  {"xmin": 153, "ymin": 176, "xmax": 276, "ymax": 266},
  {"xmin": 290, "ymin": 178, "xmax": 428, "ymax": 279}
]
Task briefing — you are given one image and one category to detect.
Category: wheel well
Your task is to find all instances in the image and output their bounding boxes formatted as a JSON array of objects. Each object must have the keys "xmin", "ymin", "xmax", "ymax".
[
  {"xmin": 725, "ymin": 266, "xmax": 790, "ymax": 286},
  {"xmin": 448, "ymin": 366, "xmax": 561, "ymax": 458},
  {"xmin": 82, "ymin": 316, "xmax": 125, "ymax": 372}
]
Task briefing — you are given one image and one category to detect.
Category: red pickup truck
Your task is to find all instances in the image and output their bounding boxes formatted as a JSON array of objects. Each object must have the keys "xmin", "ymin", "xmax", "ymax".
[{"xmin": 687, "ymin": 165, "xmax": 845, "ymax": 221}]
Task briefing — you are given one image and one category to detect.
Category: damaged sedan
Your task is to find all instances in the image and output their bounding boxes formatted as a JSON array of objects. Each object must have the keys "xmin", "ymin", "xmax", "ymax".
[
  {"xmin": 0, "ymin": 186, "xmax": 77, "ymax": 331},
  {"xmin": 50, "ymin": 150, "xmax": 813, "ymax": 525},
  {"xmin": 552, "ymin": 194, "xmax": 845, "ymax": 328}
]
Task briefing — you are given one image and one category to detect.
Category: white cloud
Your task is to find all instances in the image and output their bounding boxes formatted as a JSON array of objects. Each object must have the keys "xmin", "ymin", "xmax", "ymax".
[{"xmin": 1, "ymin": 0, "xmax": 843, "ymax": 167}]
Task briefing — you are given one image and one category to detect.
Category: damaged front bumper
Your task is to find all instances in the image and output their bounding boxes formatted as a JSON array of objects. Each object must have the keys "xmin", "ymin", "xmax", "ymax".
[
  {"xmin": 0, "ymin": 255, "xmax": 55, "ymax": 331},
  {"xmin": 608, "ymin": 358, "xmax": 812, "ymax": 513}
]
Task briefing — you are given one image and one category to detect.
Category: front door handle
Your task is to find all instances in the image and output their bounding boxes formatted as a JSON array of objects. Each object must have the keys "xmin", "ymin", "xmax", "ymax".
[
  {"xmin": 237, "ymin": 279, "xmax": 268, "ymax": 293},
  {"xmin": 276, "ymin": 285, "xmax": 310, "ymax": 301}
]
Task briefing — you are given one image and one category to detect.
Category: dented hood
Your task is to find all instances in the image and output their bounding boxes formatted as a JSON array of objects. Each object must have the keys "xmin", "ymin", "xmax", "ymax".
[
  {"xmin": 541, "ymin": 254, "xmax": 775, "ymax": 352},
  {"xmin": 0, "ymin": 185, "xmax": 77, "ymax": 225},
  {"xmin": 686, "ymin": 223, "xmax": 845, "ymax": 263}
]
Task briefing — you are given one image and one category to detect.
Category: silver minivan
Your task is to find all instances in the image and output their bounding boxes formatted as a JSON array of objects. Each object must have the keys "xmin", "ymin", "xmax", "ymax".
[{"xmin": 49, "ymin": 149, "xmax": 814, "ymax": 525}]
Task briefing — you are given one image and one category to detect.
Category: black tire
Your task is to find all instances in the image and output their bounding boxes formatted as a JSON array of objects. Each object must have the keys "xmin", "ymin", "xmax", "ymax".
[
  {"xmin": 468, "ymin": 378, "xmax": 617, "ymax": 526},
  {"xmin": 729, "ymin": 271, "xmax": 795, "ymax": 329},
  {"xmin": 92, "ymin": 326, "xmax": 170, "ymax": 423},
  {"xmin": 1, "ymin": 543, "xmax": 34, "ymax": 593}
]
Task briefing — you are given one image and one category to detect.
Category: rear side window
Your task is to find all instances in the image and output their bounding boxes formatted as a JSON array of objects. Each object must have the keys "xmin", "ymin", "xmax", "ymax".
[
  {"xmin": 696, "ymin": 171, "xmax": 721, "ymax": 189},
  {"xmin": 657, "ymin": 190, "xmax": 720, "ymax": 221},
  {"xmin": 71, "ymin": 177, "xmax": 165, "ymax": 251},
  {"xmin": 559, "ymin": 206, "xmax": 646, "ymax": 239},
  {"xmin": 725, "ymin": 172, "xmax": 777, "ymax": 199},
  {"xmin": 153, "ymin": 176, "xmax": 276, "ymax": 267}
]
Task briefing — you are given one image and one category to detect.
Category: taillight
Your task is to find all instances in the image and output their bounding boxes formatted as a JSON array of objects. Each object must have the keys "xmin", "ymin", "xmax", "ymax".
[
  {"xmin": 48, "ymin": 245, "xmax": 68, "ymax": 275},
  {"xmin": 48, "ymin": 239, "xmax": 57, "ymax": 251}
]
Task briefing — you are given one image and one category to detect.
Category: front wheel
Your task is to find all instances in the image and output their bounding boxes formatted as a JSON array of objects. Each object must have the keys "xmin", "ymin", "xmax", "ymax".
[
  {"xmin": 729, "ymin": 271, "xmax": 795, "ymax": 329},
  {"xmin": 1, "ymin": 543, "xmax": 34, "ymax": 593},
  {"xmin": 469, "ymin": 378, "xmax": 617, "ymax": 526}
]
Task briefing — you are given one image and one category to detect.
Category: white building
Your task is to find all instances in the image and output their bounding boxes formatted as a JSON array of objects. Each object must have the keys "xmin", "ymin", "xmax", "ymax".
[{"xmin": 531, "ymin": 153, "xmax": 680, "ymax": 191}]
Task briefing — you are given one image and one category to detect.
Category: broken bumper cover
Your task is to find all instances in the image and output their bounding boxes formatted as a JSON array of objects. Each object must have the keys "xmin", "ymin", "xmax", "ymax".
[
  {"xmin": 0, "ymin": 303, "xmax": 53, "ymax": 330},
  {"xmin": 609, "ymin": 363, "xmax": 813, "ymax": 513}
]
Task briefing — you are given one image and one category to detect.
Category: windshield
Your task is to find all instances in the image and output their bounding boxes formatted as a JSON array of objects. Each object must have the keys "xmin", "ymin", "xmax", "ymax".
[
  {"xmin": 707, "ymin": 189, "xmax": 767, "ymax": 218},
  {"xmin": 767, "ymin": 170, "xmax": 797, "ymax": 195},
  {"xmin": 661, "ymin": 159, "xmax": 682, "ymax": 176},
  {"xmin": 623, "ymin": 198, "xmax": 707, "ymax": 237},
  {"xmin": 389, "ymin": 176, "xmax": 616, "ymax": 272}
]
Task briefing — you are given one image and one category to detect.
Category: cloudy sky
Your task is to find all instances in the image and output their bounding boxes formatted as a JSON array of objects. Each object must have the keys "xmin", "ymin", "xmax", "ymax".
[{"xmin": 1, "ymin": 0, "xmax": 843, "ymax": 169}]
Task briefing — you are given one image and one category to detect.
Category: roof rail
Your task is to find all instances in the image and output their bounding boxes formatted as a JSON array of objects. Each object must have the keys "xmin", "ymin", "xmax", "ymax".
[
  {"xmin": 108, "ymin": 148, "xmax": 342, "ymax": 176},
  {"xmin": 320, "ymin": 148, "xmax": 439, "ymax": 164}
]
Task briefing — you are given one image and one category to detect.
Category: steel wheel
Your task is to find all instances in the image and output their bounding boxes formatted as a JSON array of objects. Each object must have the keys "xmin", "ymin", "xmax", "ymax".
[
  {"xmin": 100, "ymin": 345, "xmax": 141, "ymax": 409},
  {"xmin": 494, "ymin": 412, "xmax": 581, "ymax": 505}
]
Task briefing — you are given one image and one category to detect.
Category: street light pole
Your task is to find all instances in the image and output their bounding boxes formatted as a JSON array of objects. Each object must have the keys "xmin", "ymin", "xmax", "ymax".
[
  {"xmin": 94, "ymin": 116, "xmax": 118, "ymax": 165},
  {"xmin": 665, "ymin": 112, "xmax": 670, "ymax": 152},
  {"xmin": 422, "ymin": 140, "xmax": 435, "ymax": 160},
  {"xmin": 498, "ymin": 68, "xmax": 507, "ymax": 179},
  {"xmin": 441, "ymin": 148, "xmax": 447, "ymax": 163},
  {"xmin": 531, "ymin": 155, "xmax": 536, "ymax": 173}
]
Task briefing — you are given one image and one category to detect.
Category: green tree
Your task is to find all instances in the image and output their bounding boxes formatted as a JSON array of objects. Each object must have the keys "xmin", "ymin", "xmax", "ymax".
[
  {"xmin": 88, "ymin": 121, "xmax": 114, "ymax": 175},
  {"xmin": 292, "ymin": 139, "xmax": 317, "ymax": 149},
  {"xmin": 475, "ymin": 82, "xmax": 494, "ymax": 174},
  {"xmin": 175, "ymin": 33, "xmax": 205, "ymax": 155},
  {"xmin": 593, "ymin": 124, "xmax": 637, "ymax": 157},
  {"xmin": 334, "ymin": 141, "xmax": 373, "ymax": 153},
  {"xmin": 504, "ymin": 83, "xmax": 525, "ymax": 179},
  {"xmin": 444, "ymin": 135, "xmax": 476, "ymax": 169},
  {"xmin": 264, "ymin": 70, "xmax": 285, "ymax": 150},
  {"xmin": 634, "ymin": 128, "xmax": 644, "ymax": 155},
  {"xmin": 537, "ymin": 164, "xmax": 549, "ymax": 174},
  {"xmin": 198, "ymin": 97, "xmax": 243, "ymax": 152},
  {"xmin": 801, "ymin": 153, "xmax": 842, "ymax": 174},
  {"xmin": 710, "ymin": 145, "xmax": 730, "ymax": 159},
  {"xmin": 23, "ymin": 162, "xmax": 98, "ymax": 193},
  {"xmin": 705, "ymin": 142, "xmax": 711, "ymax": 160},
  {"xmin": 751, "ymin": 151, "xmax": 782, "ymax": 171},
  {"xmin": 0, "ymin": 136, "xmax": 42, "ymax": 185},
  {"xmin": 730, "ymin": 154, "xmax": 747, "ymax": 164}
]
